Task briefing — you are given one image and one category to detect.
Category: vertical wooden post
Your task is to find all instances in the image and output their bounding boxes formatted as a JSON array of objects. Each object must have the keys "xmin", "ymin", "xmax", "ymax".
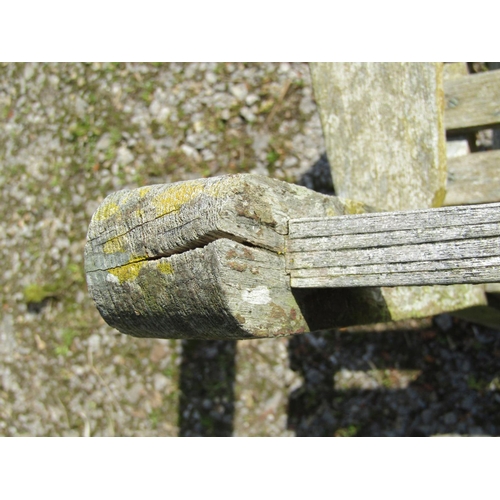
[
  {"xmin": 310, "ymin": 62, "xmax": 486, "ymax": 321},
  {"xmin": 311, "ymin": 63, "xmax": 447, "ymax": 211}
]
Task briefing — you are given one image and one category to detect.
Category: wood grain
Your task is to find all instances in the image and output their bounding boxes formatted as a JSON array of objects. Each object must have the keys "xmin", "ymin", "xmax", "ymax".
[
  {"xmin": 310, "ymin": 62, "xmax": 487, "ymax": 320},
  {"xmin": 287, "ymin": 203, "xmax": 500, "ymax": 288},
  {"xmin": 444, "ymin": 69, "xmax": 500, "ymax": 134},
  {"xmin": 87, "ymin": 238, "xmax": 310, "ymax": 340},
  {"xmin": 310, "ymin": 62, "xmax": 447, "ymax": 211},
  {"xmin": 445, "ymin": 150, "xmax": 500, "ymax": 206}
]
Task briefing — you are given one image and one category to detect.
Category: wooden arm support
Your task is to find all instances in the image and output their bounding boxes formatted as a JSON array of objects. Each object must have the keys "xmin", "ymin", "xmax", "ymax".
[
  {"xmin": 288, "ymin": 203, "xmax": 500, "ymax": 288},
  {"xmin": 84, "ymin": 174, "xmax": 368, "ymax": 340},
  {"xmin": 85, "ymin": 174, "xmax": 498, "ymax": 340}
]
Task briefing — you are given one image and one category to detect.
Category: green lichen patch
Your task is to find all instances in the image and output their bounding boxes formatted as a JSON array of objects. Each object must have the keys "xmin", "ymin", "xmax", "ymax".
[{"xmin": 23, "ymin": 283, "xmax": 60, "ymax": 304}]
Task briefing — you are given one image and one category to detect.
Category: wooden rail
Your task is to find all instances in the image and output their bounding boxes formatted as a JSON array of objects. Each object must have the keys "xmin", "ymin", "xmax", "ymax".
[{"xmin": 287, "ymin": 203, "xmax": 500, "ymax": 288}]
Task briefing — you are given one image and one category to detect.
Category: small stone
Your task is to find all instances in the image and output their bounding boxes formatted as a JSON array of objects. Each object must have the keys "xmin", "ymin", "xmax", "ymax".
[
  {"xmin": 149, "ymin": 100, "xmax": 161, "ymax": 116},
  {"xmin": 181, "ymin": 144, "xmax": 201, "ymax": 161},
  {"xmin": 299, "ymin": 95, "xmax": 317, "ymax": 115},
  {"xmin": 48, "ymin": 74, "xmax": 59, "ymax": 87},
  {"xmin": 245, "ymin": 94, "xmax": 259, "ymax": 106},
  {"xmin": 421, "ymin": 409, "xmax": 434, "ymax": 424},
  {"xmin": 469, "ymin": 426, "xmax": 487, "ymax": 436},
  {"xmin": 24, "ymin": 64, "xmax": 35, "ymax": 80},
  {"xmin": 202, "ymin": 149, "xmax": 215, "ymax": 161},
  {"xmin": 205, "ymin": 72, "xmax": 217, "ymax": 84},
  {"xmin": 230, "ymin": 83, "xmax": 248, "ymax": 101},
  {"xmin": 434, "ymin": 314, "xmax": 453, "ymax": 332},
  {"xmin": 278, "ymin": 62, "xmax": 291, "ymax": 73},
  {"xmin": 240, "ymin": 107, "xmax": 256, "ymax": 123},
  {"xmin": 116, "ymin": 146, "xmax": 134, "ymax": 166},
  {"xmin": 220, "ymin": 109, "xmax": 230, "ymax": 121},
  {"xmin": 283, "ymin": 156, "xmax": 298, "ymax": 168},
  {"xmin": 96, "ymin": 134, "xmax": 111, "ymax": 151},
  {"xmin": 193, "ymin": 121, "xmax": 204, "ymax": 133},
  {"xmin": 443, "ymin": 412, "xmax": 457, "ymax": 425},
  {"xmin": 87, "ymin": 333, "xmax": 101, "ymax": 352},
  {"xmin": 461, "ymin": 395, "xmax": 475, "ymax": 411},
  {"xmin": 157, "ymin": 107, "xmax": 171, "ymax": 121},
  {"xmin": 127, "ymin": 383, "xmax": 144, "ymax": 404},
  {"xmin": 153, "ymin": 373, "xmax": 170, "ymax": 392}
]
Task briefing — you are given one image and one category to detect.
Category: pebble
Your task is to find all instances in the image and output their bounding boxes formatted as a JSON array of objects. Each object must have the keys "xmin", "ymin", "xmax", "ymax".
[
  {"xmin": 229, "ymin": 83, "xmax": 248, "ymax": 101},
  {"xmin": 153, "ymin": 373, "xmax": 170, "ymax": 392},
  {"xmin": 239, "ymin": 106, "xmax": 256, "ymax": 123},
  {"xmin": 443, "ymin": 412, "xmax": 458, "ymax": 425},
  {"xmin": 245, "ymin": 94, "xmax": 259, "ymax": 106}
]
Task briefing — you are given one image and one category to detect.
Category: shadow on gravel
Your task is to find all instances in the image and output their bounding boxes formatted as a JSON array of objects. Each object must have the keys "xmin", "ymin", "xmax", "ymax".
[
  {"xmin": 287, "ymin": 317, "xmax": 500, "ymax": 436},
  {"xmin": 178, "ymin": 339, "xmax": 237, "ymax": 437},
  {"xmin": 297, "ymin": 153, "xmax": 335, "ymax": 195}
]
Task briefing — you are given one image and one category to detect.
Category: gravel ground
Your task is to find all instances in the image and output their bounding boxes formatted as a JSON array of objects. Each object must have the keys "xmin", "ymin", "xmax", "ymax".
[{"xmin": 1, "ymin": 62, "xmax": 499, "ymax": 436}]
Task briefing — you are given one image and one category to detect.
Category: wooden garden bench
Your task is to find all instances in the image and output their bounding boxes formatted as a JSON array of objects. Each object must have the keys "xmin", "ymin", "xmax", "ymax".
[{"xmin": 85, "ymin": 63, "xmax": 500, "ymax": 340}]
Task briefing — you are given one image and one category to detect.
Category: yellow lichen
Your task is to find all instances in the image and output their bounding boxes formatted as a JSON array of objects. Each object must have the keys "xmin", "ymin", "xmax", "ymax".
[
  {"xmin": 150, "ymin": 178, "xmax": 238, "ymax": 218},
  {"xmin": 157, "ymin": 261, "xmax": 173, "ymax": 274},
  {"xmin": 431, "ymin": 187, "xmax": 447, "ymax": 208},
  {"xmin": 152, "ymin": 181, "xmax": 205, "ymax": 217},
  {"xmin": 103, "ymin": 236, "xmax": 125, "ymax": 254},
  {"xmin": 108, "ymin": 261, "xmax": 146, "ymax": 282},
  {"xmin": 93, "ymin": 200, "xmax": 120, "ymax": 221},
  {"xmin": 139, "ymin": 186, "xmax": 152, "ymax": 198}
]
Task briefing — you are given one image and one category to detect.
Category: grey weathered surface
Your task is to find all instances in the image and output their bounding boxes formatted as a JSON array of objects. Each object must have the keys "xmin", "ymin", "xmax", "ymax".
[
  {"xmin": 85, "ymin": 173, "xmax": 350, "ymax": 275},
  {"xmin": 85, "ymin": 174, "xmax": 369, "ymax": 340},
  {"xmin": 87, "ymin": 238, "xmax": 309, "ymax": 340},
  {"xmin": 445, "ymin": 150, "xmax": 500, "ymax": 206},
  {"xmin": 444, "ymin": 69, "xmax": 500, "ymax": 134},
  {"xmin": 310, "ymin": 62, "xmax": 486, "ymax": 320},
  {"xmin": 310, "ymin": 62, "xmax": 447, "ymax": 211},
  {"xmin": 287, "ymin": 203, "xmax": 500, "ymax": 288},
  {"xmin": 443, "ymin": 62, "xmax": 469, "ymax": 80},
  {"xmin": 442, "ymin": 64, "xmax": 500, "ymax": 326}
]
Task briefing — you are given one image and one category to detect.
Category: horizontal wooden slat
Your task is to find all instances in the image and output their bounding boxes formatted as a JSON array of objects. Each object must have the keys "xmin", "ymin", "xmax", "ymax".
[
  {"xmin": 291, "ymin": 266, "xmax": 500, "ymax": 288},
  {"xmin": 288, "ymin": 222, "xmax": 500, "ymax": 253},
  {"xmin": 287, "ymin": 203, "xmax": 500, "ymax": 288},
  {"xmin": 289, "ymin": 237, "xmax": 500, "ymax": 268},
  {"xmin": 444, "ymin": 69, "xmax": 500, "ymax": 133},
  {"xmin": 445, "ymin": 149, "xmax": 500, "ymax": 206},
  {"xmin": 292, "ymin": 255, "xmax": 500, "ymax": 277},
  {"xmin": 288, "ymin": 203, "xmax": 500, "ymax": 239}
]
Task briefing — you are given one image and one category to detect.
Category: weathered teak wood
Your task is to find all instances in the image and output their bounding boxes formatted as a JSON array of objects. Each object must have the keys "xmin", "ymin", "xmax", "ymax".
[
  {"xmin": 85, "ymin": 174, "xmax": 494, "ymax": 340},
  {"xmin": 287, "ymin": 203, "xmax": 500, "ymax": 288},
  {"xmin": 445, "ymin": 150, "xmax": 500, "ymax": 206},
  {"xmin": 441, "ymin": 63, "xmax": 500, "ymax": 315},
  {"xmin": 310, "ymin": 62, "xmax": 486, "ymax": 321},
  {"xmin": 310, "ymin": 62, "xmax": 447, "ymax": 211},
  {"xmin": 444, "ymin": 69, "xmax": 500, "ymax": 134},
  {"xmin": 85, "ymin": 174, "xmax": 369, "ymax": 340},
  {"xmin": 442, "ymin": 65, "xmax": 500, "ymax": 206}
]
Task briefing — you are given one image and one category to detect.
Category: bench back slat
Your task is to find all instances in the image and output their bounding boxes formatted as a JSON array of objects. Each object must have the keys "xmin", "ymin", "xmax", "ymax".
[{"xmin": 444, "ymin": 69, "xmax": 500, "ymax": 134}]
